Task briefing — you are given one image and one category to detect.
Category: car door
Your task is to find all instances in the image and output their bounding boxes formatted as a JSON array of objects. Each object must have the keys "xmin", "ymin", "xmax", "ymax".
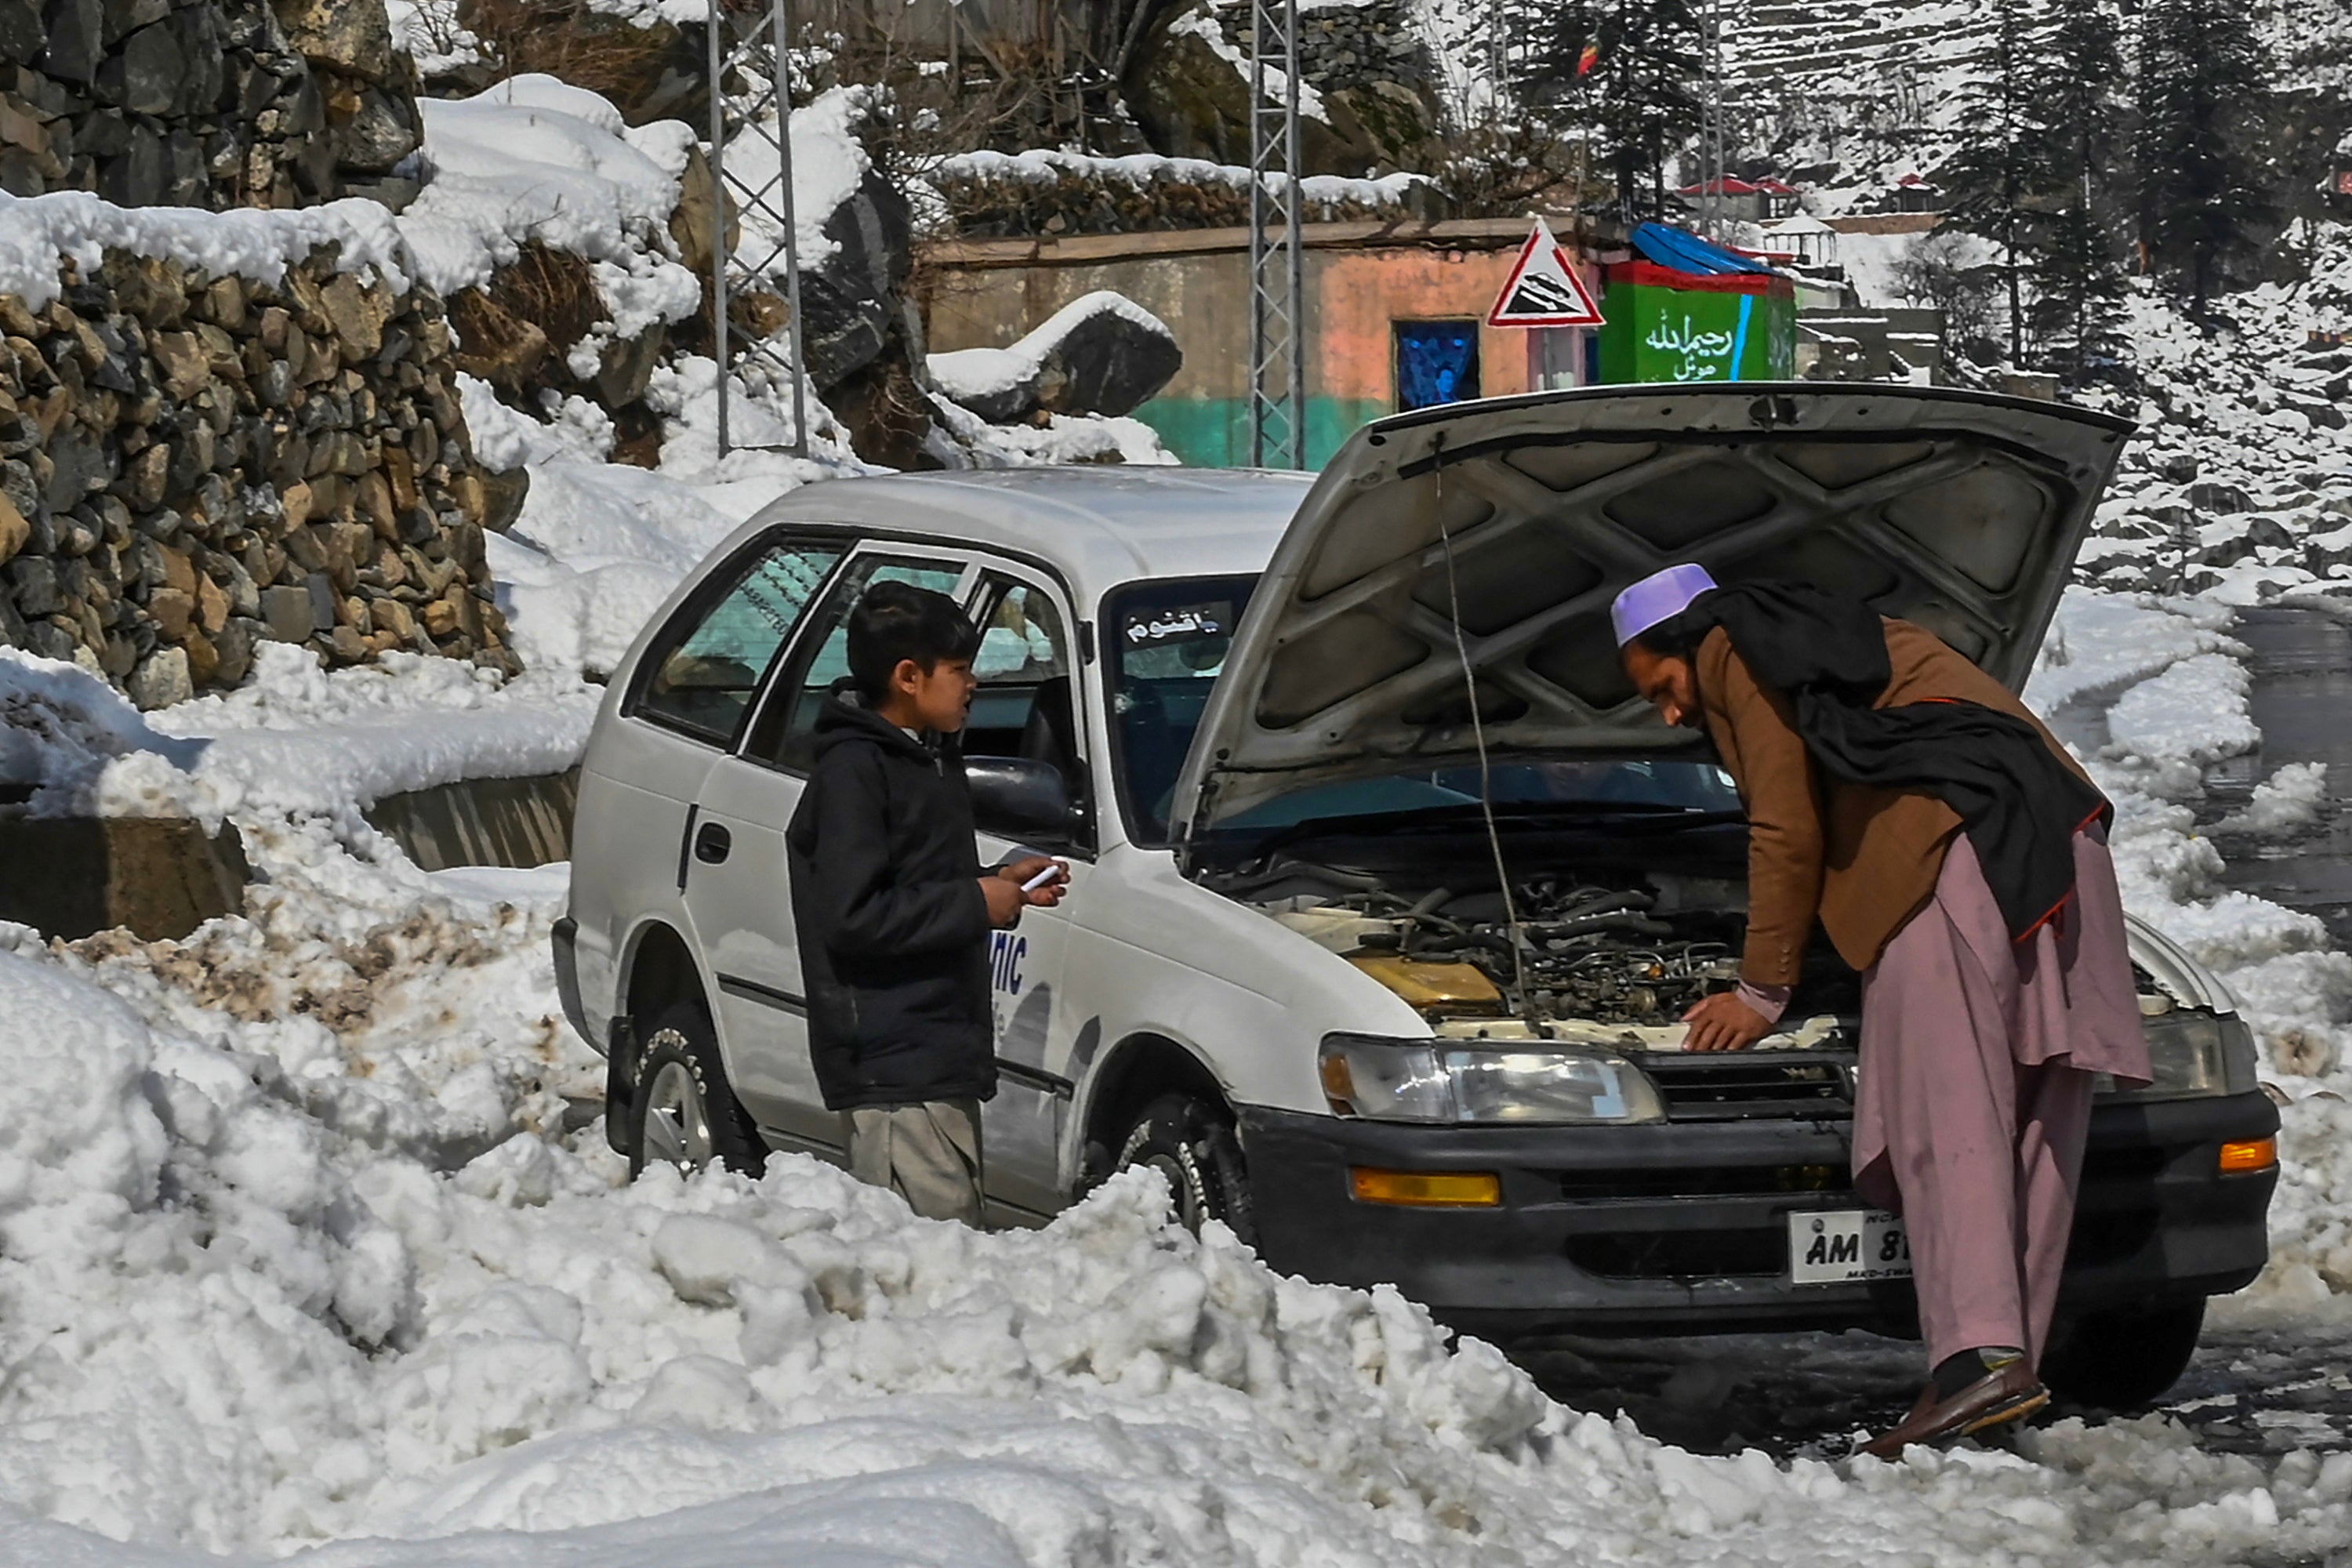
[
  {"xmin": 582, "ymin": 531, "xmax": 846, "ymax": 1046},
  {"xmin": 960, "ymin": 564, "xmax": 1091, "ymax": 1221},
  {"xmin": 681, "ymin": 547, "xmax": 975, "ymax": 1156}
]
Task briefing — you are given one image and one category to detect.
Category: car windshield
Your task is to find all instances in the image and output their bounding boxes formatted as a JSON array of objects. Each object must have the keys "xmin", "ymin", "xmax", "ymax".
[
  {"xmin": 1104, "ymin": 573, "xmax": 1743, "ymax": 844},
  {"xmin": 1104, "ymin": 574, "xmax": 1257, "ymax": 842}
]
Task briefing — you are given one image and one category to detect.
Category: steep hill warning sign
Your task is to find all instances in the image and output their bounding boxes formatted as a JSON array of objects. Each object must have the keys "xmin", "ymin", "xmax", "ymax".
[{"xmin": 1487, "ymin": 216, "xmax": 1604, "ymax": 328}]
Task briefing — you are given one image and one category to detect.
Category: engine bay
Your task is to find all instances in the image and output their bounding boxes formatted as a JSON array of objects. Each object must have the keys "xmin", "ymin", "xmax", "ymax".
[{"xmin": 1203, "ymin": 850, "xmax": 1862, "ymax": 1039}]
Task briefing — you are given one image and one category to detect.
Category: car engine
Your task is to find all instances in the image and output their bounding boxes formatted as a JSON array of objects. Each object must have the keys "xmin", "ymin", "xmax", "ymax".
[{"xmin": 1215, "ymin": 858, "xmax": 1750, "ymax": 1025}]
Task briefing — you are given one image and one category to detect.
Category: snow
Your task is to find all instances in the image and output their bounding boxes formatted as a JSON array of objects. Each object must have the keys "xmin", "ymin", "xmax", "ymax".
[
  {"xmin": 397, "ymin": 75, "xmax": 702, "ymax": 345},
  {"xmin": 927, "ymin": 289, "xmax": 1176, "ymax": 405},
  {"xmin": 932, "ymin": 147, "xmax": 1435, "ymax": 214},
  {"xmin": 0, "ymin": 192, "xmax": 410, "ymax": 311}
]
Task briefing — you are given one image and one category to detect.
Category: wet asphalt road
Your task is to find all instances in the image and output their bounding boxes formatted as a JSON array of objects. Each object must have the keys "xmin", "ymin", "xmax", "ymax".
[{"xmin": 1512, "ymin": 607, "xmax": 2352, "ymax": 1466}]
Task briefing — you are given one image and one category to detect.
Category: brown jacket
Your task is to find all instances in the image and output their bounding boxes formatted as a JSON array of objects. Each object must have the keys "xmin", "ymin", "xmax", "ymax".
[{"xmin": 1697, "ymin": 619, "xmax": 2097, "ymax": 982}]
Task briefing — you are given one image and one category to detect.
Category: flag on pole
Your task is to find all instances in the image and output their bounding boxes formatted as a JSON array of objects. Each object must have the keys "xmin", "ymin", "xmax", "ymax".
[{"xmin": 1577, "ymin": 40, "xmax": 1601, "ymax": 75}]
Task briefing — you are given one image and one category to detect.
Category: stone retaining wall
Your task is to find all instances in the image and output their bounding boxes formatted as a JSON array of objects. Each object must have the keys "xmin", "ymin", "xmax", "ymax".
[
  {"xmin": 0, "ymin": 0, "xmax": 423, "ymax": 209},
  {"xmin": 0, "ymin": 245, "xmax": 521, "ymax": 706}
]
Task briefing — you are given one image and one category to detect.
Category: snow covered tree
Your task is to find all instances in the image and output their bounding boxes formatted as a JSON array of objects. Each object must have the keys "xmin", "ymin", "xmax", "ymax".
[
  {"xmin": 1939, "ymin": 0, "xmax": 2048, "ymax": 362},
  {"xmin": 2136, "ymin": 0, "xmax": 2277, "ymax": 321},
  {"xmin": 1519, "ymin": 0, "xmax": 1704, "ymax": 223}
]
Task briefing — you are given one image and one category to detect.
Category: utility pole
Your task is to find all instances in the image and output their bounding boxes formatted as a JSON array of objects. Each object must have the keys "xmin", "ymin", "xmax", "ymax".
[
  {"xmin": 1697, "ymin": 0, "xmax": 1726, "ymax": 241},
  {"xmin": 705, "ymin": 0, "xmax": 809, "ymax": 459},
  {"xmin": 1247, "ymin": 0, "xmax": 1305, "ymax": 470}
]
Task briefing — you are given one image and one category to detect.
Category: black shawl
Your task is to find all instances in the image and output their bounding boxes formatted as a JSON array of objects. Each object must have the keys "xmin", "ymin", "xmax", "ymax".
[{"xmin": 1653, "ymin": 580, "xmax": 2107, "ymax": 944}]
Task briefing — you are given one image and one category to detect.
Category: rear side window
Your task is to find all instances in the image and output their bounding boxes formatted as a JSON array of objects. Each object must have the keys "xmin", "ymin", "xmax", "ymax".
[
  {"xmin": 743, "ymin": 554, "xmax": 967, "ymax": 771},
  {"xmin": 633, "ymin": 538, "xmax": 844, "ymax": 746}
]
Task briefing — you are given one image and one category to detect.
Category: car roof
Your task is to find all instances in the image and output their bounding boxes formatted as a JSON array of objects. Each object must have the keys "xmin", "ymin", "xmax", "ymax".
[{"xmin": 739, "ymin": 466, "xmax": 1314, "ymax": 604}]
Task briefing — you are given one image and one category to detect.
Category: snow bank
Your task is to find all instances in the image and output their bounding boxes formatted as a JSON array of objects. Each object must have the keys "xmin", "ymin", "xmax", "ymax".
[
  {"xmin": 398, "ymin": 74, "xmax": 702, "ymax": 343},
  {"xmin": 5, "ymin": 823, "xmax": 2352, "ymax": 1566},
  {"xmin": 927, "ymin": 289, "xmax": 1175, "ymax": 404},
  {"xmin": 0, "ymin": 643, "xmax": 594, "ymax": 826},
  {"xmin": 0, "ymin": 191, "xmax": 410, "ymax": 310}
]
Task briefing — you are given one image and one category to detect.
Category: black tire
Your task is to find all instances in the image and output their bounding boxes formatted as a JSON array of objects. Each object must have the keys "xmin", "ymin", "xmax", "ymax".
[
  {"xmin": 1116, "ymin": 1093, "xmax": 1256, "ymax": 1245},
  {"xmin": 627, "ymin": 1004, "xmax": 768, "ymax": 1178},
  {"xmin": 2040, "ymin": 1298, "xmax": 2207, "ymax": 1410}
]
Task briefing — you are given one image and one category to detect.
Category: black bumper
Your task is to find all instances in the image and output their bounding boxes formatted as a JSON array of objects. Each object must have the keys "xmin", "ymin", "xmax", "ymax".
[
  {"xmin": 1238, "ymin": 1091, "xmax": 2279, "ymax": 1341},
  {"xmin": 551, "ymin": 916, "xmax": 590, "ymax": 1045}
]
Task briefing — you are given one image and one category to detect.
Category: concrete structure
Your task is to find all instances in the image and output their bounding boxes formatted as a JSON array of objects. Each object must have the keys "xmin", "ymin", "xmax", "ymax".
[{"xmin": 918, "ymin": 218, "xmax": 1616, "ymax": 468}]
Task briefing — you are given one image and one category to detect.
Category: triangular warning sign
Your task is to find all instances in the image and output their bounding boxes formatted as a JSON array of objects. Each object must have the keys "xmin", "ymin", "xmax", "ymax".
[{"xmin": 1487, "ymin": 216, "xmax": 1604, "ymax": 328}]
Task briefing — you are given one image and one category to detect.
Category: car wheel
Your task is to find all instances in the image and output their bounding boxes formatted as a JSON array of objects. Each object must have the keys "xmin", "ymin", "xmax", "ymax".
[
  {"xmin": 2040, "ymin": 1298, "xmax": 2206, "ymax": 1410},
  {"xmin": 627, "ymin": 1004, "xmax": 768, "ymax": 1178},
  {"xmin": 1117, "ymin": 1093, "xmax": 1255, "ymax": 1245}
]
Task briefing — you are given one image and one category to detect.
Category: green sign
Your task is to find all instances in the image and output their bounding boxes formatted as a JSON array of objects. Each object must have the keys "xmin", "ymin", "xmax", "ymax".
[{"xmin": 1599, "ymin": 278, "xmax": 1795, "ymax": 384}]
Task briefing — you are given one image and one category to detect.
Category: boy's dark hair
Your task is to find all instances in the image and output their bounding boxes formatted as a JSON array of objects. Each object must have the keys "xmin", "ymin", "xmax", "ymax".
[{"xmin": 846, "ymin": 580, "xmax": 982, "ymax": 701}]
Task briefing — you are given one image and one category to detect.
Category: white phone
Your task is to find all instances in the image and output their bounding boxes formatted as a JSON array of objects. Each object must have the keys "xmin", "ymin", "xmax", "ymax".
[{"xmin": 1021, "ymin": 861, "xmax": 1069, "ymax": 892}]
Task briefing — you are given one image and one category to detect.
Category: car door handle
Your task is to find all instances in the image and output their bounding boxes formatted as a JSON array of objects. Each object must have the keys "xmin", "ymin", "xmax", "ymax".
[{"xmin": 694, "ymin": 822, "xmax": 732, "ymax": 864}]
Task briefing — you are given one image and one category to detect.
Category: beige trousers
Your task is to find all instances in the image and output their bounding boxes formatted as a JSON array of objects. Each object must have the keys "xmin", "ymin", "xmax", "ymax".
[{"xmin": 844, "ymin": 1098, "xmax": 985, "ymax": 1225}]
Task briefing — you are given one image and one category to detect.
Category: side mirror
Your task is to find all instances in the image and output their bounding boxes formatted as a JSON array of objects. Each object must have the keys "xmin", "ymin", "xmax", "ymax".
[{"xmin": 966, "ymin": 755, "xmax": 1076, "ymax": 842}]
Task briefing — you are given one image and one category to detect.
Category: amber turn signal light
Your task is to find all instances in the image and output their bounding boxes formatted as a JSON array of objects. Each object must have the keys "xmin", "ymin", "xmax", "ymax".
[
  {"xmin": 2218, "ymin": 1137, "xmax": 2278, "ymax": 1174},
  {"xmin": 1348, "ymin": 1167, "xmax": 1502, "ymax": 1207}
]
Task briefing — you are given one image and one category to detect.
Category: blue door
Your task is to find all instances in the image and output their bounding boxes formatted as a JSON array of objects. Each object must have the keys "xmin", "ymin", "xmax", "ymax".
[{"xmin": 1394, "ymin": 320, "xmax": 1482, "ymax": 411}]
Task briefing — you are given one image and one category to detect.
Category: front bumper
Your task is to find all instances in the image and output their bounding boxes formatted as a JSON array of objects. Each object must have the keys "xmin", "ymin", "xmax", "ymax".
[{"xmin": 1238, "ymin": 1090, "xmax": 2279, "ymax": 1341}]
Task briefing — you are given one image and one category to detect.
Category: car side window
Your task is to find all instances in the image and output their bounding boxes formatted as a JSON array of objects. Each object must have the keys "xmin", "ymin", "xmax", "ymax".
[
  {"xmin": 961, "ymin": 577, "xmax": 1083, "ymax": 803},
  {"xmin": 630, "ymin": 536, "xmax": 844, "ymax": 746},
  {"xmin": 743, "ymin": 554, "xmax": 966, "ymax": 771}
]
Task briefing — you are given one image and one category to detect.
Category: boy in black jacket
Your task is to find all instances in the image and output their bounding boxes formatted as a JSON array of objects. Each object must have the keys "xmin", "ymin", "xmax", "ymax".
[{"xmin": 784, "ymin": 581, "xmax": 1065, "ymax": 1224}]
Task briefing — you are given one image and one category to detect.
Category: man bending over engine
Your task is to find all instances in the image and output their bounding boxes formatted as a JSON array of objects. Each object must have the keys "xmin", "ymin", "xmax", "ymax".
[{"xmin": 1612, "ymin": 563, "xmax": 2151, "ymax": 1457}]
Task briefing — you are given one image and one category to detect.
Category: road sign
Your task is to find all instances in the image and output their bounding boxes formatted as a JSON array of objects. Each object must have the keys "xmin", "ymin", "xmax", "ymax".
[{"xmin": 1488, "ymin": 216, "xmax": 1604, "ymax": 328}]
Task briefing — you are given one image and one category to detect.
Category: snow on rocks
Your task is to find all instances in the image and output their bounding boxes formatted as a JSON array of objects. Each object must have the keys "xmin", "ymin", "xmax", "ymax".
[
  {"xmin": 927, "ymin": 290, "xmax": 1184, "ymax": 423},
  {"xmin": 0, "ymin": 193, "xmax": 412, "ymax": 312}
]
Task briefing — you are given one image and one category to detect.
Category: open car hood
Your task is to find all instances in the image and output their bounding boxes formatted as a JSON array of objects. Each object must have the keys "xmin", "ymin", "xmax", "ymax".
[{"xmin": 1173, "ymin": 384, "xmax": 2132, "ymax": 840}]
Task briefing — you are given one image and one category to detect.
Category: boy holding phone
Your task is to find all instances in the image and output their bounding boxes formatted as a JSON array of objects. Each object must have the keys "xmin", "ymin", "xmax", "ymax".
[{"xmin": 785, "ymin": 581, "xmax": 1065, "ymax": 1224}]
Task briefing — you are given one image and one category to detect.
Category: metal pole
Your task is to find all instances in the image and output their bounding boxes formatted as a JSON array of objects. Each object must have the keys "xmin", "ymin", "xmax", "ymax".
[
  {"xmin": 1283, "ymin": 0, "xmax": 1302, "ymax": 470},
  {"xmin": 1247, "ymin": 0, "xmax": 1269, "ymax": 468},
  {"xmin": 768, "ymin": 0, "xmax": 808, "ymax": 458},
  {"xmin": 706, "ymin": 2, "xmax": 731, "ymax": 457}
]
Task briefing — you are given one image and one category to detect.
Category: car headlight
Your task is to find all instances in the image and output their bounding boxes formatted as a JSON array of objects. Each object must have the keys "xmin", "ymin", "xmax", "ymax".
[
  {"xmin": 2101, "ymin": 1011, "xmax": 2259, "ymax": 1102},
  {"xmin": 1318, "ymin": 1034, "xmax": 1667, "ymax": 1124}
]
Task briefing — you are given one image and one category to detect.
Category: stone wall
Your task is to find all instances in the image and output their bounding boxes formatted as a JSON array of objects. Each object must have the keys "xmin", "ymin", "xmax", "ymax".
[
  {"xmin": 0, "ymin": 0, "xmax": 423, "ymax": 209},
  {"xmin": 1207, "ymin": 0, "xmax": 1428, "ymax": 92},
  {"xmin": 931, "ymin": 148, "xmax": 1440, "ymax": 239},
  {"xmin": 0, "ymin": 246, "xmax": 521, "ymax": 707}
]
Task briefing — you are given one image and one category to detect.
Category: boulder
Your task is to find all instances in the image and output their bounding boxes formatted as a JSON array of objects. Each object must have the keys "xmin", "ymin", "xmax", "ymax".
[
  {"xmin": 797, "ymin": 166, "xmax": 913, "ymax": 392},
  {"xmin": 928, "ymin": 291, "xmax": 1183, "ymax": 424},
  {"xmin": 271, "ymin": 0, "xmax": 394, "ymax": 82}
]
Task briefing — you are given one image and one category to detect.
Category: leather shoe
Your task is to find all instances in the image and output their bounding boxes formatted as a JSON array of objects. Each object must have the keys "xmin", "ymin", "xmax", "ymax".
[{"xmin": 1860, "ymin": 1359, "xmax": 2049, "ymax": 1459}]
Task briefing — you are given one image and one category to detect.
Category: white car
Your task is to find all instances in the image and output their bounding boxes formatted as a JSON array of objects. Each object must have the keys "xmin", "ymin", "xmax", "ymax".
[{"xmin": 556, "ymin": 385, "xmax": 2277, "ymax": 1407}]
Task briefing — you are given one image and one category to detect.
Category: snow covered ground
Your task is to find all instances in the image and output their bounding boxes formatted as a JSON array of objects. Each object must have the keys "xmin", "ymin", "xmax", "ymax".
[{"xmin": 1, "ymin": 575, "xmax": 2349, "ymax": 1566}]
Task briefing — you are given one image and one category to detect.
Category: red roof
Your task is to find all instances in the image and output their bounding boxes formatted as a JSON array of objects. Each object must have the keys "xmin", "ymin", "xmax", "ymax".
[{"xmin": 1677, "ymin": 176, "xmax": 1761, "ymax": 196}]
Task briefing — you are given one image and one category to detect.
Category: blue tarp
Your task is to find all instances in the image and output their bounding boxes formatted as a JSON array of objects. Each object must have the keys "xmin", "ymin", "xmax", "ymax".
[{"xmin": 1628, "ymin": 222, "xmax": 1780, "ymax": 278}]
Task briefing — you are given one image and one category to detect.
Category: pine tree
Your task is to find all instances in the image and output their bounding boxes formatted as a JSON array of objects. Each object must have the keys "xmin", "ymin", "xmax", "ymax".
[
  {"xmin": 1939, "ymin": 0, "xmax": 2049, "ymax": 363},
  {"xmin": 2025, "ymin": 1, "xmax": 2130, "ymax": 384},
  {"xmin": 1521, "ymin": 0, "xmax": 1704, "ymax": 223},
  {"xmin": 2136, "ymin": 0, "xmax": 2277, "ymax": 322}
]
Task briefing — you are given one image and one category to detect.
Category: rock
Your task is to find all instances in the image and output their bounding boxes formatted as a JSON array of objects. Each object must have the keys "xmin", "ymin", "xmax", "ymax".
[
  {"xmin": 9, "ymin": 554, "xmax": 59, "ymax": 615},
  {"xmin": 146, "ymin": 584, "xmax": 193, "ymax": 640},
  {"xmin": 0, "ymin": 0, "xmax": 44, "ymax": 64},
  {"xmin": 593, "ymin": 321, "xmax": 665, "ymax": 409},
  {"xmin": 668, "ymin": 145, "xmax": 727, "ymax": 281},
  {"xmin": 334, "ymin": 84, "xmax": 416, "ymax": 173},
  {"xmin": 37, "ymin": 0, "xmax": 100, "ymax": 83},
  {"xmin": 474, "ymin": 466, "xmax": 528, "ymax": 533},
  {"xmin": 797, "ymin": 165, "xmax": 913, "ymax": 392},
  {"xmin": 125, "ymin": 644, "xmax": 189, "ymax": 708},
  {"xmin": 303, "ymin": 568, "xmax": 336, "ymax": 630},
  {"xmin": 271, "ymin": 0, "xmax": 394, "ymax": 82},
  {"xmin": 258, "ymin": 583, "xmax": 311, "ymax": 642},
  {"xmin": 324, "ymin": 623, "xmax": 365, "ymax": 662},
  {"xmin": 212, "ymin": 617, "xmax": 255, "ymax": 684},
  {"xmin": 150, "ymin": 328, "xmax": 206, "ymax": 397},
  {"xmin": 0, "ymin": 488, "xmax": 27, "ymax": 565},
  {"xmin": 98, "ymin": 16, "xmax": 180, "ymax": 114}
]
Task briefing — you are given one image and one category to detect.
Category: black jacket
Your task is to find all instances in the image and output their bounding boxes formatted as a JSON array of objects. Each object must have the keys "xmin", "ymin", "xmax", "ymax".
[{"xmin": 785, "ymin": 697, "xmax": 996, "ymax": 1110}]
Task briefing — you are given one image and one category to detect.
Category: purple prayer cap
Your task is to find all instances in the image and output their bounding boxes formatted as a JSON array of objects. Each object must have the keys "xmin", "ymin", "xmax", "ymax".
[{"xmin": 1610, "ymin": 563, "xmax": 1719, "ymax": 648}]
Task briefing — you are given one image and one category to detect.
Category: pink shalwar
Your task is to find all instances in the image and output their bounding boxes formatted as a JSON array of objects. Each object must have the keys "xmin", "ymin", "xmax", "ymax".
[{"xmin": 1853, "ymin": 825, "xmax": 2151, "ymax": 1369}]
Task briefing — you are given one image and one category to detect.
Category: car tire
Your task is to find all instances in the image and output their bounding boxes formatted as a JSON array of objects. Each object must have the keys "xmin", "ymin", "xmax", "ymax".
[
  {"xmin": 2040, "ymin": 1298, "xmax": 2207, "ymax": 1410},
  {"xmin": 627, "ymin": 1004, "xmax": 768, "ymax": 1178},
  {"xmin": 1117, "ymin": 1093, "xmax": 1256, "ymax": 1245}
]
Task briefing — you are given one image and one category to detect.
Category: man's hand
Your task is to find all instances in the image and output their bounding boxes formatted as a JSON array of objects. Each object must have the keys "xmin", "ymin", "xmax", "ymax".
[
  {"xmin": 999, "ymin": 856, "xmax": 1069, "ymax": 909},
  {"xmin": 1682, "ymin": 991, "xmax": 1773, "ymax": 1053},
  {"xmin": 980, "ymin": 876, "xmax": 1026, "ymax": 927}
]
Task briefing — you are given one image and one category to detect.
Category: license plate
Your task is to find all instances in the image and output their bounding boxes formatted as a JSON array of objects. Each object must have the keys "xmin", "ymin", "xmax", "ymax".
[{"xmin": 1789, "ymin": 1208, "xmax": 1912, "ymax": 1284}]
